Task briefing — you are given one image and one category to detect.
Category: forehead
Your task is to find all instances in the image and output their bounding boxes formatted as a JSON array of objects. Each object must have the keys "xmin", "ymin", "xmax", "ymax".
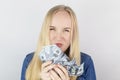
[
  {"xmin": 53, "ymin": 10, "xmax": 70, "ymax": 16},
  {"xmin": 51, "ymin": 10, "xmax": 72, "ymax": 27}
]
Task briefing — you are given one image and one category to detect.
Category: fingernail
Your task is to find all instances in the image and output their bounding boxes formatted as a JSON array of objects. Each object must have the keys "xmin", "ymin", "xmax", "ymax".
[
  {"xmin": 57, "ymin": 64, "xmax": 61, "ymax": 67},
  {"xmin": 57, "ymin": 63, "xmax": 60, "ymax": 65},
  {"xmin": 49, "ymin": 60, "xmax": 52, "ymax": 63}
]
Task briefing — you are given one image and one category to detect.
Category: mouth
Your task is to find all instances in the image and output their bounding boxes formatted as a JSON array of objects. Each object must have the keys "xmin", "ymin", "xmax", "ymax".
[{"xmin": 56, "ymin": 43, "xmax": 63, "ymax": 48}]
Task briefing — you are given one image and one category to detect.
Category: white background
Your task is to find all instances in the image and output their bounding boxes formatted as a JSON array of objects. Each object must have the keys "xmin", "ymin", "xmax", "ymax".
[{"xmin": 0, "ymin": 0, "xmax": 120, "ymax": 80}]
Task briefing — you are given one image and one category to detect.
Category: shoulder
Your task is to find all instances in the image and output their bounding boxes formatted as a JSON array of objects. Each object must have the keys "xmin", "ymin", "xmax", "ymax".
[
  {"xmin": 21, "ymin": 52, "xmax": 34, "ymax": 80},
  {"xmin": 80, "ymin": 52, "xmax": 92, "ymax": 64},
  {"xmin": 25, "ymin": 52, "xmax": 34, "ymax": 60},
  {"xmin": 22, "ymin": 52, "xmax": 34, "ymax": 68},
  {"xmin": 24, "ymin": 52, "xmax": 34, "ymax": 65},
  {"xmin": 80, "ymin": 52, "xmax": 95, "ymax": 73},
  {"xmin": 77, "ymin": 52, "xmax": 96, "ymax": 80}
]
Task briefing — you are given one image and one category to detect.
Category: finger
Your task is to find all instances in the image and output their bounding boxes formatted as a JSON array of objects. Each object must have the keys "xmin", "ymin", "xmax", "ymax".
[
  {"xmin": 49, "ymin": 70, "xmax": 61, "ymax": 80},
  {"xmin": 41, "ymin": 61, "xmax": 52, "ymax": 70},
  {"xmin": 43, "ymin": 64, "xmax": 56, "ymax": 73},
  {"xmin": 49, "ymin": 72, "xmax": 54, "ymax": 80},
  {"xmin": 40, "ymin": 71, "xmax": 51, "ymax": 80},
  {"xmin": 54, "ymin": 67, "xmax": 66, "ymax": 80},
  {"xmin": 57, "ymin": 64, "xmax": 70, "ymax": 79}
]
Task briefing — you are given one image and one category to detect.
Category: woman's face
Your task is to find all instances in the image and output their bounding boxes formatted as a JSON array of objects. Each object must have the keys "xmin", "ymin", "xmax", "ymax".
[{"xmin": 49, "ymin": 11, "xmax": 72, "ymax": 52}]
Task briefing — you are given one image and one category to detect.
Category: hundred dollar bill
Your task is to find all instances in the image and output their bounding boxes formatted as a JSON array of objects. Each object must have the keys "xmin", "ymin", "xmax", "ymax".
[{"xmin": 39, "ymin": 44, "xmax": 84, "ymax": 76}]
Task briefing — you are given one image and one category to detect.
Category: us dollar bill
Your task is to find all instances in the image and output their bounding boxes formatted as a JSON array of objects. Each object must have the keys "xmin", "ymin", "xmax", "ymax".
[{"xmin": 39, "ymin": 44, "xmax": 84, "ymax": 76}]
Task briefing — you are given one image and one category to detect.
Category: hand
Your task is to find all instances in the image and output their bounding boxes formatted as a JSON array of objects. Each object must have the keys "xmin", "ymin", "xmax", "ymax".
[
  {"xmin": 40, "ymin": 61, "xmax": 56, "ymax": 80},
  {"xmin": 49, "ymin": 64, "xmax": 70, "ymax": 80}
]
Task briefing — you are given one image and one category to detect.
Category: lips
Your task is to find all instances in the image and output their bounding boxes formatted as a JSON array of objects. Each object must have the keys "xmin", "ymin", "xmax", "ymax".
[{"xmin": 56, "ymin": 43, "xmax": 62, "ymax": 47}]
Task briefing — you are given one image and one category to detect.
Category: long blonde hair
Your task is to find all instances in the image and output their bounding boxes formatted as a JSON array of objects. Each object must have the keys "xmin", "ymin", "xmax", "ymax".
[{"xmin": 26, "ymin": 5, "xmax": 80, "ymax": 80}]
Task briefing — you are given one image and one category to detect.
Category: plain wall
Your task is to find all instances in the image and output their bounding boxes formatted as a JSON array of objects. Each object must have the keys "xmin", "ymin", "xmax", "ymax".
[{"xmin": 0, "ymin": 0, "xmax": 120, "ymax": 80}]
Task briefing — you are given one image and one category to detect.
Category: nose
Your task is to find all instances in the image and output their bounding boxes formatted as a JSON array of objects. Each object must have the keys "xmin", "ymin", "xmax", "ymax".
[{"xmin": 55, "ymin": 31, "xmax": 63, "ymax": 40}]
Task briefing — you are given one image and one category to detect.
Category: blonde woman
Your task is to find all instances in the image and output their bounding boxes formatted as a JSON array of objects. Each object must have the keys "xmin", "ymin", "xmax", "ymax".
[{"xmin": 21, "ymin": 5, "xmax": 96, "ymax": 80}]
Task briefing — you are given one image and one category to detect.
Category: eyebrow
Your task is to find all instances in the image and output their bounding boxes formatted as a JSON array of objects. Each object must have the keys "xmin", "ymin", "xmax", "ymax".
[
  {"xmin": 64, "ymin": 27, "xmax": 71, "ymax": 29},
  {"xmin": 50, "ymin": 26, "xmax": 71, "ymax": 29},
  {"xmin": 50, "ymin": 26, "xmax": 55, "ymax": 28}
]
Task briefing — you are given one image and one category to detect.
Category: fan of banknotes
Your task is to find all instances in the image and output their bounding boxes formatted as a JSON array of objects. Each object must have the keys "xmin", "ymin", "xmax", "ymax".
[{"xmin": 39, "ymin": 44, "xmax": 84, "ymax": 76}]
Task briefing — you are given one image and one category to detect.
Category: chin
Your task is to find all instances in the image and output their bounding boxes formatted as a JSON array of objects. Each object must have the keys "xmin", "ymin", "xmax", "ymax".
[
  {"xmin": 60, "ymin": 48, "xmax": 64, "ymax": 52},
  {"xmin": 61, "ymin": 49, "xmax": 66, "ymax": 52}
]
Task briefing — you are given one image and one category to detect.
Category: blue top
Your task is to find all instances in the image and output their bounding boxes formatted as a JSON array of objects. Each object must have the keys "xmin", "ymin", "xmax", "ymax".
[{"xmin": 21, "ymin": 52, "xmax": 96, "ymax": 80}]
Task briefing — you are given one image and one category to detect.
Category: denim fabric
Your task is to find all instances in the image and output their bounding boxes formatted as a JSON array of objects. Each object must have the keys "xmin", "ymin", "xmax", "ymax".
[{"xmin": 21, "ymin": 52, "xmax": 96, "ymax": 80}]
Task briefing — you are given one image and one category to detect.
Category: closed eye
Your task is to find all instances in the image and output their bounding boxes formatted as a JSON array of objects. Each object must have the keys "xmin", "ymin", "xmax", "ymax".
[
  {"xmin": 64, "ymin": 29, "xmax": 70, "ymax": 32},
  {"xmin": 50, "ymin": 28, "xmax": 55, "ymax": 30},
  {"xmin": 50, "ymin": 26, "xmax": 55, "ymax": 31},
  {"xmin": 64, "ymin": 27, "xmax": 71, "ymax": 32}
]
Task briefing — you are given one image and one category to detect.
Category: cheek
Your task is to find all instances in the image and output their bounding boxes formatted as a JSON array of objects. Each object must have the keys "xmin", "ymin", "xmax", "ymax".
[
  {"xmin": 64, "ymin": 34, "xmax": 71, "ymax": 42},
  {"xmin": 49, "ymin": 32, "xmax": 55, "ymax": 43}
]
